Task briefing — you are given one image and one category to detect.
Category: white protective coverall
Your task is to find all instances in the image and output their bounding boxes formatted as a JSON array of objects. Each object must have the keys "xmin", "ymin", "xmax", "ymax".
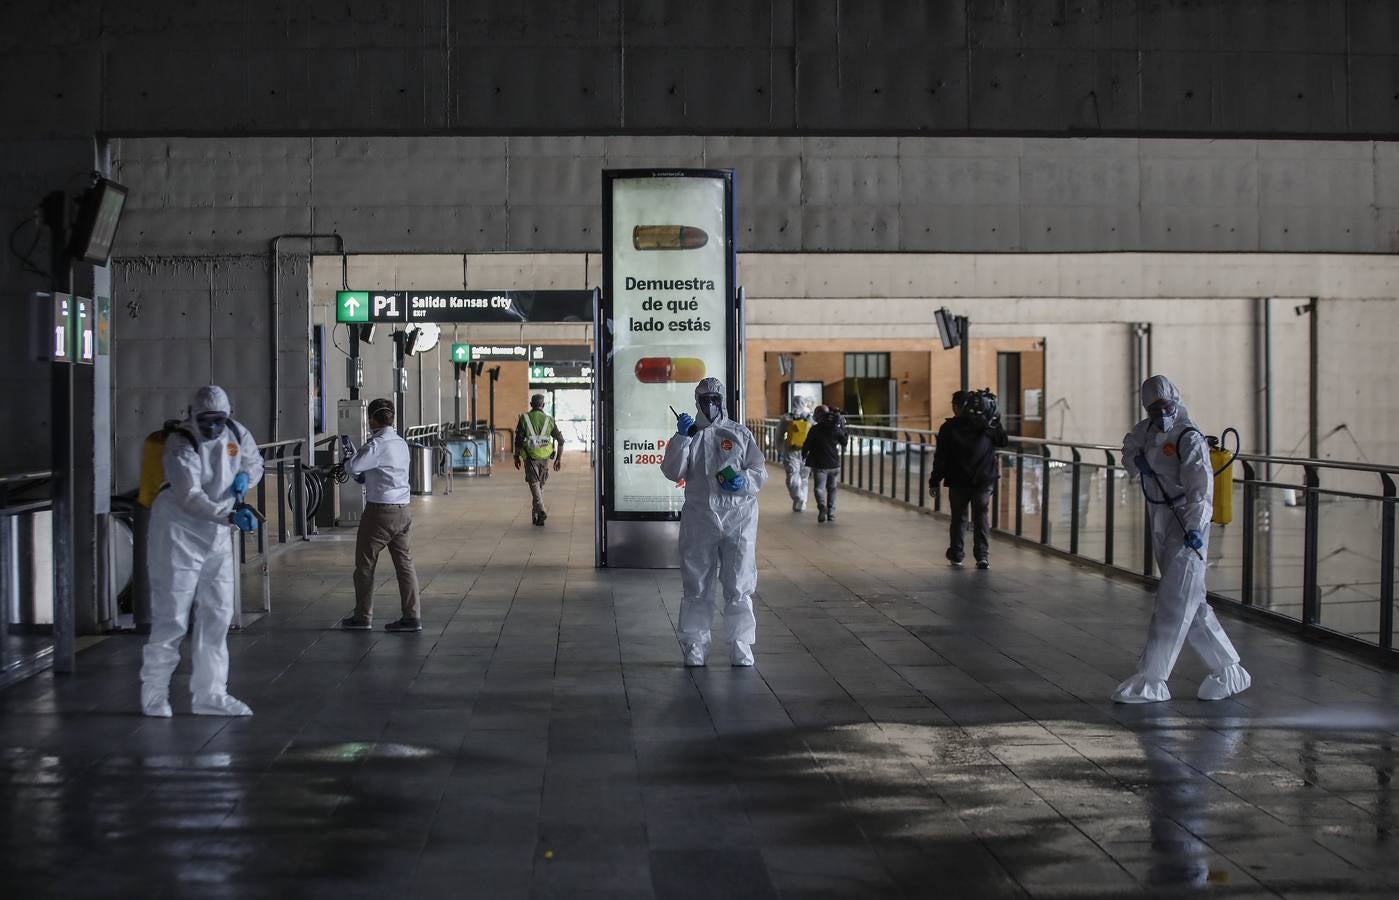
[
  {"xmin": 1113, "ymin": 375, "xmax": 1251, "ymax": 703},
  {"xmin": 660, "ymin": 377, "xmax": 768, "ymax": 666},
  {"xmin": 781, "ymin": 399, "xmax": 812, "ymax": 511},
  {"xmin": 140, "ymin": 386, "xmax": 263, "ymax": 716}
]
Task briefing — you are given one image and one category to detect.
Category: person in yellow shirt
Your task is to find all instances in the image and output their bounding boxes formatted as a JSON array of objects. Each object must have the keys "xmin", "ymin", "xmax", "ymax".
[
  {"xmin": 514, "ymin": 394, "xmax": 564, "ymax": 526},
  {"xmin": 780, "ymin": 397, "xmax": 814, "ymax": 511}
]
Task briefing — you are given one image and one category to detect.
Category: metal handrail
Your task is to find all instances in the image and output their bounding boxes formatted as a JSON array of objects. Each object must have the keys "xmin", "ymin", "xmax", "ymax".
[
  {"xmin": 833, "ymin": 420, "xmax": 1399, "ymax": 475},
  {"xmin": 749, "ymin": 416, "xmax": 1399, "ymax": 662},
  {"xmin": 0, "ymin": 471, "xmax": 56, "ymax": 517},
  {"xmin": 0, "ymin": 471, "xmax": 54, "ymax": 485}
]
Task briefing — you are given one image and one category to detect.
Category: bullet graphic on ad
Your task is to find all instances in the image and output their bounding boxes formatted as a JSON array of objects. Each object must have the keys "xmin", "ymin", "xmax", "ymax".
[
  {"xmin": 633, "ymin": 225, "xmax": 709, "ymax": 250},
  {"xmin": 634, "ymin": 357, "xmax": 706, "ymax": 383}
]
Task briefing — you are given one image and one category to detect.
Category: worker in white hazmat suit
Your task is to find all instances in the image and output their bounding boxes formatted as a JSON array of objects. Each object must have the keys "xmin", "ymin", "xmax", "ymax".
[
  {"xmin": 780, "ymin": 396, "xmax": 813, "ymax": 511},
  {"xmin": 1113, "ymin": 375, "xmax": 1251, "ymax": 703},
  {"xmin": 660, "ymin": 376, "xmax": 768, "ymax": 667},
  {"xmin": 140, "ymin": 385, "xmax": 263, "ymax": 717}
]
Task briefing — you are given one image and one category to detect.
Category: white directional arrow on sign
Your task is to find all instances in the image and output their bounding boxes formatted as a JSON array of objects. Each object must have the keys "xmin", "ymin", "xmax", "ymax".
[
  {"xmin": 343, "ymin": 296, "xmax": 361, "ymax": 316},
  {"xmin": 454, "ymin": 346, "xmax": 469, "ymax": 361}
]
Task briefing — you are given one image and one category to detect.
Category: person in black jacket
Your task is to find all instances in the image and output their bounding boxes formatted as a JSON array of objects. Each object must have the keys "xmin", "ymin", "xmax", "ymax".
[
  {"xmin": 929, "ymin": 390, "xmax": 1008, "ymax": 568},
  {"xmin": 802, "ymin": 405, "xmax": 848, "ymax": 523}
]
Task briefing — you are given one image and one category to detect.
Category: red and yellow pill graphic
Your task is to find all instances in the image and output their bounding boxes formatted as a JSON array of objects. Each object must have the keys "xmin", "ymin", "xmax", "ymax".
[
  {"xmin": 634, "ymin": 357, "xmax": 706, "ymax": 383},
  {"xmin": 633, "ymin": 225, "xmax": 709, "ymax": 250}
]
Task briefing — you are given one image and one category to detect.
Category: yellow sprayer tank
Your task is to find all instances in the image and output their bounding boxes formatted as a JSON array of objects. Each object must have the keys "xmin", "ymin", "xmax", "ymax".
[{"xmin": 1210, "ymin": 445, "xmax": 1233, "ymax": 526}]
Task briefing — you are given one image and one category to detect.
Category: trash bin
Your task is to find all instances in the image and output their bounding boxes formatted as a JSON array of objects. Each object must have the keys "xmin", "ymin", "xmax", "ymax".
[{"xmin": 409, "ymin": 442, "xmax": 434, "ymax": 495}]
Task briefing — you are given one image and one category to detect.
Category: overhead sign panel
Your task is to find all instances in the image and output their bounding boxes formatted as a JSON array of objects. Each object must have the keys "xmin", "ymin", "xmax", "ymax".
[
  {"xmin": 336, "ymin": 290, "xmax": 592, "ymax": 324},
  {"xmin": 337, "ymin": 290, "xmax": 369, "ymax": 323},
  {"xmin": 468, "ymin": 344, "xmax": 530, "ymax": 361},
  {"xmin": 529, "ymin": 344, "xmax": 592, "ymax": 366},
  {"xmin": 36, "ymin": 293, "xmax": 94, "ymax": 364},
  {"xmin": 529, "ymin": 364, "xmax": 593, "ymax": 381}
]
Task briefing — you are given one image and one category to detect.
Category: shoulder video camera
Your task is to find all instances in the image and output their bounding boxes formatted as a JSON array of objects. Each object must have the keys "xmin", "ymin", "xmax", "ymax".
[{"xmin": 962, "ymin": 388, "xmax": 999, "ymax": 422}]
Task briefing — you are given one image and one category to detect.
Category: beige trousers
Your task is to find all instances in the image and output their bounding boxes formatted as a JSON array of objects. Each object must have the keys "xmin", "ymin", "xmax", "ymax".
[
  {"xmin": 525, "ymin": 458, "xmax": 551, "ymax": 515},
  {"xmin": 353, "ymin": 503, "xmax": 420, "ymax": 619}
]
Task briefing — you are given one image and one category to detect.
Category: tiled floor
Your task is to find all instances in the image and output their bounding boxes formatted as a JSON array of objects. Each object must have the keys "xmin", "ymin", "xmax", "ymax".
[{"xmin": 2, "ymin": 455, "xmax": 1398, "ymax": 898}]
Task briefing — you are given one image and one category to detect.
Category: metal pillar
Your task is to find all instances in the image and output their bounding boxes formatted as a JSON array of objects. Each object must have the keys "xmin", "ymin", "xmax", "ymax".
[
  {"xmin": 488, "ymin": 366, "xmax": 499, "ymax": 434},
  {"xmin": 957, "ymin": 315, "xmax": 970, "ymax": 393},
  {"xmin": 43, "ymin": 191, "xmax": 76, "ymax": 674},
  {"xmin": 1131, "ymin": 322, "xmax": 1152, "ymax": 426},
  {"xmin": 1307, "ymin": 297, "xmax": 1319, "ymax": 461},
  {"xmin": 393, "ymin": 330, "xmax": 407, "ymax": 426},
  {"xmin": 348, "ymin": 326, "xmax": 360, "ymax": 401},
  {"xmin": 1256, "ymin": 297, "xmax": 1273, "ymax": 475},
  {"xmin": 453, "ymin": 364, "xmax": 462, "ymax": 426}
]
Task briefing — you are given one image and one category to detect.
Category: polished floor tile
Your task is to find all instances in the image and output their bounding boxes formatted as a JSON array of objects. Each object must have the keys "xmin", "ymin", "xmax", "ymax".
[{"xmin": 2, "ymin": 455, "xmax": 1397, "ymax": 898}]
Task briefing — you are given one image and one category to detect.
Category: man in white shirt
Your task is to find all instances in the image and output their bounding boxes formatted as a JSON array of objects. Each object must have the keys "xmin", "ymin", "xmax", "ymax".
[{"xmin": 340, "ymin": 398, "xmax": 421, "ymax": 632}]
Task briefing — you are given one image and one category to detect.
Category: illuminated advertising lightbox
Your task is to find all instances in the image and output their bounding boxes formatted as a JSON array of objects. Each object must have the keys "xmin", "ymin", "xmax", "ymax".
[{"xmin": 604, "ymin": 171, "xmax": 734, "ymax": 517}]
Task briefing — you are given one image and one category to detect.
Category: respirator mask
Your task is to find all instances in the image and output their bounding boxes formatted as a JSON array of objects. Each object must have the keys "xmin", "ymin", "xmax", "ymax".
[
  {"xmin": 1147, "ymin": 400, "xmax": 1178, "ymax": 432},
  {"xmin": 195, "ymin": 412, "xmax": 228, "ymax": 441},
  {"xmin": 697, "ymin": 393, "xmax": 724, "ymax": 424}
]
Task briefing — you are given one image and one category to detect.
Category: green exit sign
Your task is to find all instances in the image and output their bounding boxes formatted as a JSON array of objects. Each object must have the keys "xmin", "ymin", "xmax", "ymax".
[
  {"xmin": 337, "ymin": 290, "xmax": 369, "ymax": 323},
  {"xmin": 450, "ymin": 343, "xmax": 471, "ymax": 363}
]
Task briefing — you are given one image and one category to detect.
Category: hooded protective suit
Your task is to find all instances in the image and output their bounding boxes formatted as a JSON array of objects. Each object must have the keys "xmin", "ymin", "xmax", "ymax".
[
  {"xmin": 140, "ymin": 386, "xmax": 263, "ymax": 716},
  {"xmin": 780, "ymin": 397, "xmax": 813, "ymax": 511},
  {"xmin": 1113, "ymin": 375, "xmax": 1251, "ymax": 703},
  {"xmin": 660, "ymin": 377, "xmax": 767, "ymax": 666}
]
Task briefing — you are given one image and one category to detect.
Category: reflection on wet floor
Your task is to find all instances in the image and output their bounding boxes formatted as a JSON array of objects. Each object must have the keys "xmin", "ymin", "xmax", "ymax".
[{"xmin": 1, "ymin": 458, "xmax": 1397, "ymax": 898}]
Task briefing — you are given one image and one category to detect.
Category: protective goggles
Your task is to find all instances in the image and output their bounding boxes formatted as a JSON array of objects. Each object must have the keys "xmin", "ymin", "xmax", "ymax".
[
  {"xmin": 195, "ymin": 412, "xmax": 229, "ymax": 438},
  {"xmin": 1146, "ymin": 400, "xmax": 1177, "ymax": 418}
]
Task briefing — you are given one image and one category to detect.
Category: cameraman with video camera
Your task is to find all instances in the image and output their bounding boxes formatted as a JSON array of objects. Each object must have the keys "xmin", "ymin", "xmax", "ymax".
[
  {"xmin": 802, "ymin": 405, "xmax": 848, "ymax": 524},
  {"xmin": 929, "ymin": 389, "xmax": 1008, "ymax": 569}
]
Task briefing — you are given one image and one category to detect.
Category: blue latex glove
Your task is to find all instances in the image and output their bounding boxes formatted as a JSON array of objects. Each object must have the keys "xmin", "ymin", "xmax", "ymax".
[
  {"xmin": 676, "ymin": 413, "xmax": 694, "ymax": 435},
  {"xmin": 230, "ymin": 472, "xmax": 249, "ymax": 500},
  {"xmin": 231, "ymin": 506, "xmax": 257, "ymax": 533},
  {"xmin": 720, "ymin": 473, "xmax": 745, "ymax": 493},
  {"xmin": 1184, "ymin": 530, "xmax": 1204, "ymax": 551},
  {"xmin": 1133, "ymin": 454, "xmax": 1153, "ymax": 477}
]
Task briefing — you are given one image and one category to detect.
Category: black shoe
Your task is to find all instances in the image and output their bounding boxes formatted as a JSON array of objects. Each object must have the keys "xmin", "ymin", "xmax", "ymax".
[
  {"xmin": 817, "ymin": 507, "xmax": 827, "ymax": 523},
  {"xmin": 826, "ymin": 510, "xmax": 836, "ymax": 522},
  {"xmin": 385, "ymin": 617, "xmax": 422, "ymax": 633},
  {"xmin": 976, "ymin": 559, "xmax": 990, "ymax": 570},
  {"xmin": 945, "ymin": 549, "xmax": 964, "ymax": 568},
  {"xmin": 339, "ymin": 614, "xmax": 371, "ymax": 630}
]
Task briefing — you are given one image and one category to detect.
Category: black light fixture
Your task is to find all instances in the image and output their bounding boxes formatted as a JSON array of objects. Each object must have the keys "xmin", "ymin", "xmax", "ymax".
[
  {"xmin": 402, "ymin": 327, "xmax": 420, "ymax": 356},
  {"xmin": 68, "ymin": 177, "xmax": 128, "ymax": 265},
  {"xmin": 488, "ymin": 365, "xmax": 501, "ymax": 382},
  {"xmin": 934, "ymin": 307, "xmax": 961, "ymax": 350},
  {"xmin": 469, "ymin": 360, "xmax": 485, "ymax": 377},
  {"xmin": 356, "ymin": 323, "xmax": 376, "ymax": 344}
]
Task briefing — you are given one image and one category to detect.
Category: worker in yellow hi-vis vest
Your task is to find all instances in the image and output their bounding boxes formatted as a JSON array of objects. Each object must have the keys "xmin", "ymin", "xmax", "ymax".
[{"xmin": 515, "ymin": 394, "xmax": 565, "ymax": 526}]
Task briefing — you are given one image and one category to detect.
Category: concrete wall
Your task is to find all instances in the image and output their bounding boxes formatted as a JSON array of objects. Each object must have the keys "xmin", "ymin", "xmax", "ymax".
[
  {"xmin": 78, "ymin": 134, "xmax": 1399, "ymax": 488},
  {"xmin": 110, "ymin": 255, "xmax": 311, "ymax": 492},
  {"xmin": 112, "ymin": 136, "xmax": 1399, "ymax": 255},
  {"xmin": 6, "ymin": 2, "xmax": 1398, "ymax": 139}
]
